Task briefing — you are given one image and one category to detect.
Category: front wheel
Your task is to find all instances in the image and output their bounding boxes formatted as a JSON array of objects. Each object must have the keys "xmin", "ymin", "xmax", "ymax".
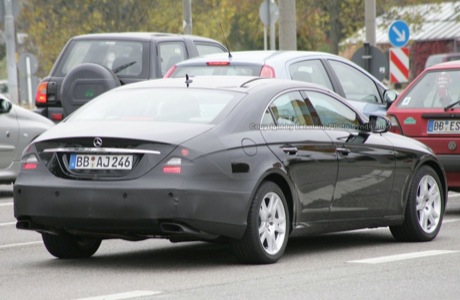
[
  {"xmin": 390, "ymin": 166, "xmax": 444, "ymax": 242},
  {"xmin": 231, "ymin": 181, "xmax": 289, "ymax": 264},
  {"xmin": 42, "ymin": 233, "xmax": 101, "ymax": 259}
]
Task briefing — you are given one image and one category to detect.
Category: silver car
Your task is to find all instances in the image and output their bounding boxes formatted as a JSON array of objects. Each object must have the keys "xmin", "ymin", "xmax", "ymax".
[{"xmin": 0, "ymin": 96, "xmax": 54, "ymax": 184}]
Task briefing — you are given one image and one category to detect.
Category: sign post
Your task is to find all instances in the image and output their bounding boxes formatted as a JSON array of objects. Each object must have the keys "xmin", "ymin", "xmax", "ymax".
[{"xmin": 388, "ymin": 20, "xmax": 410, "ymax": 84}]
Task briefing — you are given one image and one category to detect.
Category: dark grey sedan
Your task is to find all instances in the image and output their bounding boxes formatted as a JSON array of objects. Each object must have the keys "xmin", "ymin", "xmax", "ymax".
[
  {"xmin": 0, "ymin": 96, "xmax": 54, "ymax": 184},
  {"xmin": 14, "ymin": 76, "xmax": 446, "ymax": 264}
]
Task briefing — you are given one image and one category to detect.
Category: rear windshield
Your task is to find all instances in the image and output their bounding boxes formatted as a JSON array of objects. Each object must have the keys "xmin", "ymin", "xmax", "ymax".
[
  {"xmin": 397, "ymin": 70, "xmax": 460, "ymax": 109},
  {"xmin": 55, "ymin": 40, "xmax": 147, "ymax": 77},
  {"xmin": 68, "ymin": 88, "xmax": 242, "ymax": 124},
  {"xmin": 170, "ymin": 64, "xmax": 261, "ymax": 78}
]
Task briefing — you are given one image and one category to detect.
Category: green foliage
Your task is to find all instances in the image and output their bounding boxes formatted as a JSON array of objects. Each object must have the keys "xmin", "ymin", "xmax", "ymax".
[{"xmin": 13, "ymin": 0, "xmax": 446, "ymax": 78}]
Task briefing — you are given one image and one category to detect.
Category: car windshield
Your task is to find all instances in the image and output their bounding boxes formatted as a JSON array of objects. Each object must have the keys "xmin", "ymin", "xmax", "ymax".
[
  {"xmin": 67, "ymin": 88, "xmax": 241, "ymax": 124},
  {"xmin": 397, "ymin": 70, "xmax": 460, "ymax": 109},
  {"xmin": 57, "ymin": 40, "xmax": 144, "ymax": 77},
  {"xmin": 170, "ymin": 64, "xmax": 261, "ymax": 78}
]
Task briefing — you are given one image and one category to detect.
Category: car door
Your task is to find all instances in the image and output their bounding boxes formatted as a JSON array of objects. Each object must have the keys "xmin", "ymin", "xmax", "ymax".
[
  {"xmin": 259, "ymin": 90, "xmax": 337, "ymax": 222},
  {"xmin": 303, "ymin": 90, "xmax": 395, "ymax": 220},
  {"xmin": 0, "ymin": 101, "xmax": 19, "ymax": 171}
]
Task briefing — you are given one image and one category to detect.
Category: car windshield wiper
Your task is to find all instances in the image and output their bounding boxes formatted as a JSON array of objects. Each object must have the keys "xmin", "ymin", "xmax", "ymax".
[
  {"xmin": 113, "ymin": 61, "xmax": 137, "ymax": 74},
  {"xmin": 444, "ymin": 100, "xmax": 460, "ymax": 111}
]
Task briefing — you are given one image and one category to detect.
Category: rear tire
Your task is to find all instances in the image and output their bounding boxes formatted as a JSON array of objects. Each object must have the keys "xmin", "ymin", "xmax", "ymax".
[
  {"xmin": 231, "ymin": 181, "xmax": 289, "ymax": 264},
  {"xmin": 390, "ymin": 166, "xmax": 444, "ymax": 242},
  {"xmin": 42, "ymin": 233, "xmax": 101, "ymax": 259}
]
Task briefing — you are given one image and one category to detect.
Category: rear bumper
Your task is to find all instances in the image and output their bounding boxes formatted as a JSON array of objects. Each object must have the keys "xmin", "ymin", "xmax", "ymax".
[
  {"xmin": 33, "ymin": 107, "xmax": 65, "ymax": 123},
  {"xmin": 13, "ymin": 175, "xmax": 250, "ymax": 240}
]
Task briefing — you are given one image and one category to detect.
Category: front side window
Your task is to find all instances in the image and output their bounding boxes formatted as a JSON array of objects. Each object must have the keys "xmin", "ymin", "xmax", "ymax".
[
  {"xmin": 305, "ymin": 91, "xmax": 360, "ymax": 130},
  {"xmin": 328, "ymin": 60, "xmax": 380, "ymax": 104},
  {"xmin": 266, "ymin": 91, "xmax": 313, "ymax": 127},
  {"xmin": 397, "ymin": 70, "xmax": 460, "ymax": 109}
]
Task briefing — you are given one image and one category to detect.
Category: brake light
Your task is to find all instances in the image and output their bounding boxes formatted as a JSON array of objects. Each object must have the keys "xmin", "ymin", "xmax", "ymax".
[
  {"xmin": 51, "ymin": 113, "xmax": 63, "ymax": 121},
  {"xmin": 163, "ymin": 157, "xmax": 182, "ymax": 174},
  {"xmin": 206, "ymin": 61, "xmax": 230, "ymax": 66},
  {"xmin": 22, "ymin": 155, "xmax": 38, "ymax": 170},
  {"xmin": 164, "ymin": 65, "xmax": 177, "ymax": 78},
  {"xmin": 387, "ymin": 115, "xmax": 403, "ymax": 134},
  {"xmin": 260, "ymin": 65, "xmax": 275, "ymax": 78},
  {"xmin": 35, "ymin": 82, "xmax": 48, "ymax": 105}
]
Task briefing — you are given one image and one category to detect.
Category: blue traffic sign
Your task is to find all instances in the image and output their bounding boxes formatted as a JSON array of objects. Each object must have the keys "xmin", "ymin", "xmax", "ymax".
[{"xmin": 389, "ymin": 20, "xmax": 410, "ymax": 48}]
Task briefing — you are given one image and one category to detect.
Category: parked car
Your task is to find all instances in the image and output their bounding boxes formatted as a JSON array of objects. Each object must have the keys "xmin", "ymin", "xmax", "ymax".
[
  {"xmin": 165, "ymin": 50, "xmax": 397, "ymax": 117},
  {"xmin": 14, "ymin": 76, "xmax": 446, "ymax": 264},
  {"xmin": 425, "ymin": 53, "xmax": 460, "ymax": 69},
  {"xmin": 0, "ymin": 96, "xmax": 54, "ymax": 184},
  {"xmin": 34, "ymin": 32, "xmax": 227, "ymax": 122},
  {"xmin": 387, "ymin": 60, "xmax": 460, "ymax": 191}
]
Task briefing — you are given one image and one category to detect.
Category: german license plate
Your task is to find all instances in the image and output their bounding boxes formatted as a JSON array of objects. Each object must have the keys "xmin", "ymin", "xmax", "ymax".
[
  {"xmin": 427, "ymin": 120, "xmax": 460, "ymax": 134},
  {"xmin": 69, "ymin": 154, "xmax": 133, "ymax": 170}
]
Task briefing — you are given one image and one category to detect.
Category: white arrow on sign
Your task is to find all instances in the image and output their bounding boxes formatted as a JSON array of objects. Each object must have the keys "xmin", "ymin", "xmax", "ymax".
[{"xmin": 392, "ymin": 26, "xmax": 406, "ymax": 42}]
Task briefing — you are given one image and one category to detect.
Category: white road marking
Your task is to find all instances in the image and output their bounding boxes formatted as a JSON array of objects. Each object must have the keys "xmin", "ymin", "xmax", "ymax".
[
  {"xmin": 74, "ymin": 290, "xmax": 162, "ymax": 300},
  {"xmin": 443, "ymin": 218, "xmax": 460, "ymax": 224},
  {"xmin": 0, "ymin": 202, "xmax": 13, "ymax": 207},
  {"xmin": 348, "ymin": 250, "xmax": 458, "ymax": 264},
  {"xmin": 0, "ymin": 241, "xmax": 42, "ymax": 250}
]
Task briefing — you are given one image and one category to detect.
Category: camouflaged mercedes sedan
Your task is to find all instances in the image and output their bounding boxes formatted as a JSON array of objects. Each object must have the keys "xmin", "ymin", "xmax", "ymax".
[{"xmin": 14, "ymin": 76, "xmax": 447, "ymax": 264}]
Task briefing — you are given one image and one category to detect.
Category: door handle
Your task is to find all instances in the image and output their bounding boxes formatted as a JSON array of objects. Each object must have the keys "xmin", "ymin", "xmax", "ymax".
[
  {"xmin": 336, "ymin": 147, "xmax": 350, "ymax": 156},
  {"xmin": 282, "ymin": 146, "xmax": 298, "ymax": 155}
]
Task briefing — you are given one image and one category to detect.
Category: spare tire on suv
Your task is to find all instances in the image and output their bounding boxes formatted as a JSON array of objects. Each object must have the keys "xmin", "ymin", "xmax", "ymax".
[
  {"xmin": 61, "ymin": 63, "xmax": 121, "ymax": 116},
  {"xmin": 34, "ymin": 32, "xmax": 227, "ymax": 122}
]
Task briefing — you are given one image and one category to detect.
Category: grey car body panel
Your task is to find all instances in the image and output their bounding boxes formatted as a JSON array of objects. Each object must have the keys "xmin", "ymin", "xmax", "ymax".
[{"xmin": 0, "ymin": 98, "xmax": 53, "ymax": 183}]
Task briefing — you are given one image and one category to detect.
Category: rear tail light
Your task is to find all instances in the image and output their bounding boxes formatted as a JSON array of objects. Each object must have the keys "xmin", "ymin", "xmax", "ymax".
[
  {"xmin": 388, "ymin": 115, "xmax": 403, "ymax": 134},
  {"xmin": 35, "ymin": 82, "xmax": 48, "ymax": 105},
  {"xmin": 22, "ymin": 155, "xmax": 38, "ymax": 170},
  {"xmin": 51, "ymin": 113, "xmax": 64, "ymax": 121},
  {"xmin": 163, "ymin": 157, "xmax": 182, "ymax": 174},
  {"xmin": 260, "ymin": 65, "xmax": 275, "ymax": 78}
]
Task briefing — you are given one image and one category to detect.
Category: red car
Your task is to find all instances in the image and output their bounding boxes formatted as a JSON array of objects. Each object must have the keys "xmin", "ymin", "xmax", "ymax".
[{"xmin": 387, "ymin": 61, "xmax": 460, "ymax": 191}]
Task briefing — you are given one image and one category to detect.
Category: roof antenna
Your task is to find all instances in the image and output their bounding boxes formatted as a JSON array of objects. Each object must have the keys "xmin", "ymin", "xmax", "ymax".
[
  {"xmin": 185, "ymin": 74, "xmax": 193, "ymax": 88},
  {"xmin": 220, "ymin": 23, "xmax": 232, "ymax": 58}
]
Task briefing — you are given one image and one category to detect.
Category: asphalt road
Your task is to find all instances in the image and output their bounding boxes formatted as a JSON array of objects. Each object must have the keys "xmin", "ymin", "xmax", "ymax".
[{"xmin": 1, "ymin": 183, "xmax": 460, "ymax": 300}]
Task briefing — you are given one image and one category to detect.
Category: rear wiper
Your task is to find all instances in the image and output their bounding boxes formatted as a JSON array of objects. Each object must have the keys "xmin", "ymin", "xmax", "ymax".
[
  {"xmin": 444, "ymin": 100, "xmax": 460, "ymax": 111},
  {"xmin": 113, "ymin": 61, "xmax": 137, "ymax": 74}
]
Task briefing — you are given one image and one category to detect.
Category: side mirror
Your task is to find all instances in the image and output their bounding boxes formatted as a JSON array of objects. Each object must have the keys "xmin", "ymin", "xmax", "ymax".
[
  {"xmin": 384, "ymin": 89, "xmax": 398, "ymax": 108},
  {"xmin": 0, "ymin": 98, "xmax": 12, "ymax": 114},
  {"xmin": 368, "ymin": 115, "xmax": 391, "ymax": 133}
]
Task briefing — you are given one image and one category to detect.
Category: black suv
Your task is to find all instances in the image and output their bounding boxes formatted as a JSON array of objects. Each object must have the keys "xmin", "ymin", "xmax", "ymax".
[{"xmin": 34, "ymin": 32, "xmax": 227, "ymax": 121}]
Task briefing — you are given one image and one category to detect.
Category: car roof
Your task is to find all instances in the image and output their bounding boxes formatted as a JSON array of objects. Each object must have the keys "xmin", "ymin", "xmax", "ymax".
[
  {"xmin": 71, "ymin": 32, "xmax": 221, "ymax": 43},
  {"xmin": 426, "ymin": 60, "xmax": 460, "ymax": 70},
  {"xmin": 118, "ymin": 75, "xmax": 325, "ymax": 93},
  {"xmin": 174, "ymin": 50, "xmax": 345, "ymax": 66}
]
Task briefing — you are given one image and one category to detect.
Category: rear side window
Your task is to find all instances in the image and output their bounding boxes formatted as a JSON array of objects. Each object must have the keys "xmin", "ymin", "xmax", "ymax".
[
  {"xmin": 195, "ymin": 43, "xmax": 226, "ymax": 55},
  {"xmin": 289, "ymin": 59, "xmax": 333, "ymax": 90},
  {"xmin": 58, "ymin": 40, "xmax": 145, "ymax": 77},
  {"xmin": 267, "ymin": 91, "xmax": 313, "ymax": 126},
  {"xmin": 158, "ymin": 42, "xmax": 187, "ymax": 76}
]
